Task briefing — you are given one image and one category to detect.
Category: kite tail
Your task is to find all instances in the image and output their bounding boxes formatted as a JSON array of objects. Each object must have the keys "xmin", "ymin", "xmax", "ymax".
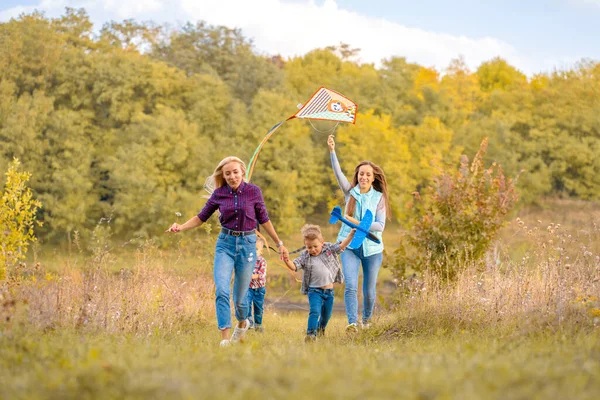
[{"xmin": 245, "ymin": 120, "xmax": 286, "ymax": 182}]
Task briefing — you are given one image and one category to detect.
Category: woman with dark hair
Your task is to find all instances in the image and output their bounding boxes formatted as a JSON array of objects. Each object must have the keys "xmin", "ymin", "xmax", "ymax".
[
  {"xmin": 167, "ymin": 156, "xmax": 289, "ymax": 346},
  {"xmin": 327, "ymin": 135, "xmax": 391, "ymax": 331}
]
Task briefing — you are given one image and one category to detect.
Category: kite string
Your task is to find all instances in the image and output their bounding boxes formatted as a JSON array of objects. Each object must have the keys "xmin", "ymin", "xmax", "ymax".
[{"xmin": 308, "ymin": 120, "xmax": 340, "ymax": 134}]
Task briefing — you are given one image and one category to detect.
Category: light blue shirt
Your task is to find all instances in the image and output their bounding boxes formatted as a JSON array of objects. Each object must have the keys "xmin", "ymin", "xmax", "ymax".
[{"xmin": 330, "ymin": 152, "xmax": 385, "ymax": 257}]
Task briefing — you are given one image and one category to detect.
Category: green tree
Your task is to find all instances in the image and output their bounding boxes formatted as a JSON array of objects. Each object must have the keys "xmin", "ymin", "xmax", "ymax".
[
  {"xmin": 378, "ymin": 58, "xmax": 450, "ymax": 126},
  {"xmin": 440, "ymin": 56, "xmax": 480, "ymax": 127},
  {"xmin": 151, "ymin": 22, "xmax": 283, "ymax": 105},
  {"xmin": 106, "ymin": 107, "xmax": 206, "ymax": 237},
  {"xmin": 476, "ymin": 57, "xmax": 527, "ymax": 93},
  {"xmin": 285, "ymin": 49, "xmax": 343, "ymax": 98}
]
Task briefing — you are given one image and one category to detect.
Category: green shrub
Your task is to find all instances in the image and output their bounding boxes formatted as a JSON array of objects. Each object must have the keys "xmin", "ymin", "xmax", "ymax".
[
  {"xmin": 0, "ymin": 159, "xmax": 42, "ymax": 280},
  {"xmin": 389, "ymin": 138, "xmax": 519, "ymax": 281}
]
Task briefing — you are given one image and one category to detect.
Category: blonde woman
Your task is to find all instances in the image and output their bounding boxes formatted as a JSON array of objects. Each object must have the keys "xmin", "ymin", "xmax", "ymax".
[{"xmin": 167, "ymin": 156, "xmax": 289, "ymax": 347}]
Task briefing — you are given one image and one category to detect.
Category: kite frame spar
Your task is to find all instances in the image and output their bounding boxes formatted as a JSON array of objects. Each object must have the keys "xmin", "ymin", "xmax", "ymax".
[{"xmin": 245, "ymin": 86, "xmax": 358, "ymax": 182}]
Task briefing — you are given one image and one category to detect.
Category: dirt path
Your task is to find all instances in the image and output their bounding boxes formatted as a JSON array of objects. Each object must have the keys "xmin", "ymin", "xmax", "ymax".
[
  {"xmin": 264, "ymin": 278, "xmax": 397, "ymax": 313},
  {"xmin": 264, "ymin": 298, "xmax": 345, "ymax": 312}
]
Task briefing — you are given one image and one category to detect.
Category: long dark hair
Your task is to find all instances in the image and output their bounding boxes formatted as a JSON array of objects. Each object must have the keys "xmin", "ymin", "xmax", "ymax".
[{"xmin": 346, "ymin": 161, "xmax": 391, "ymax": 219}]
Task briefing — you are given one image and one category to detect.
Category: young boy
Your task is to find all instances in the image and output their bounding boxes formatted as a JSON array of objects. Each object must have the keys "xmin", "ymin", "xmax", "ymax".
[
  {"xmin": 247, "ymin": 236, "xmax": 267, "ymax": 332},
  {"xmin": 283, "ymin": 224, "xmax": 355, "ymax": 341}
]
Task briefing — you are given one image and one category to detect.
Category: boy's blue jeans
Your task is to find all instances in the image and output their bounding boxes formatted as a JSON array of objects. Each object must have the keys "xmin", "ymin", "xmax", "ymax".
[
  {"xmin": 307, "ymin": 288, "xmax": 334, "ymax": 335},
  {"xmin": 213, "ymin": 232, "xmax": 256, "ymax": 330},
  {"xmin": 246, "ymin": 287, "xmax": 266, "ymax": 326},
  {"xmin": 340, "ymin": 246, "xmax": 383, "ymax": 325}
]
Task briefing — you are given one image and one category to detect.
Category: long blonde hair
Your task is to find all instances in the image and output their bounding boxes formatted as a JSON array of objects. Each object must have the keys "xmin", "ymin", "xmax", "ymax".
[
  {"xmin": 212, "ymin": 156, "xmax": 247, "ymax": 189},
  {"xmin": 346, "ymin": 161, "xmax": 391, "ymax": 219}
]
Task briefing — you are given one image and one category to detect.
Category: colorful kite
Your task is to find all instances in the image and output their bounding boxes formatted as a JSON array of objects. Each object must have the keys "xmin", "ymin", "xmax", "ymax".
[
  {"xmin": 201, "ymin": 87, "xmax": 357, "ymax": 278},
  {"xmin": 202, "ymin": 87, "xmax": 357, "ymax": 195},
  {"xmin": 245, "ymin": 86, "xmax": 357, "ymax": 181}
]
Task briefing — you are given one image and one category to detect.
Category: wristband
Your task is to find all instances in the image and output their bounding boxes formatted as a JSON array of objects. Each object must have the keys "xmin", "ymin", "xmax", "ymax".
[{"xmin": 277, "ymin": 241, "xmax": 284, "ymax": 247}]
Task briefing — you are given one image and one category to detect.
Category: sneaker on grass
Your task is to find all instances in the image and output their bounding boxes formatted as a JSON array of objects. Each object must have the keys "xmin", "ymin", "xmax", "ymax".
[
  {"xmin": 231, "ymin": 319, "xmax": 250, "ymax": 343},
  {"xmin": 304, "ymin": 334, "xmax": 317, "ymax": 343}
]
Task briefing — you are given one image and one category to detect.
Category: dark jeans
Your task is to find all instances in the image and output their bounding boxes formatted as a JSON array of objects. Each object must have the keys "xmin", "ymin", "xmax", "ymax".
[
  {"xmin": 307, "ymin": 288, "xmax": 334, "ymax": 335},
  {"xmin": 246, "ymin": 287, "xmax": 266, "ymax": 326}
]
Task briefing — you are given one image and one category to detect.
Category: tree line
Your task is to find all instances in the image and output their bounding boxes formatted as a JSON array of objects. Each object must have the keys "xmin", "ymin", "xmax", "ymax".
[{"xmin": 1, "ymin": 8, "xmax": 599, "ymax": 241}]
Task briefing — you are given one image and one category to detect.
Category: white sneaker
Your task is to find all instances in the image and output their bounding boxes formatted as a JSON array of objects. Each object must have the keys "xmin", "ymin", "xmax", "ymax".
[
  {"xmin": 219, "ymin": 339, "xmax": 230, "ymax": 348},
  {"xmin": 231, "ymin": 319, "xmax": 250, "ymax": 343},
  {"xmin": 361, "ymin": 321, "xmax": 372, "ymax": 330},
  {"xmin": 304, "ymin": 334, "xmax": 317, "ymax": 342},
  {"xmin": 345, "ymin": 323, "xmax": 358, "ymax": 333}
]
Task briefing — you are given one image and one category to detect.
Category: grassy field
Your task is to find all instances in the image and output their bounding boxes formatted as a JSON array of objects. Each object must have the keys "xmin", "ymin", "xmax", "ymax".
[
  {"xmin": 2, "ymin": 198, "xmax": 600, "ymax": 399},
  {"xmin": 1, "ymin": 312, "xmax": 599, "ymax": 400}
]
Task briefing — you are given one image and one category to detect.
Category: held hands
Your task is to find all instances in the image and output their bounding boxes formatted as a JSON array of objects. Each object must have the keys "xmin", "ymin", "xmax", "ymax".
[
  {"xmin": 280, "ymin": 247, "xmax": 296, "ymax": 273},
  {"xmin": 279, "ymin": 245, "xmax": 289, "ymax": 262},
  {"xmin": 327, "ymin": 135, "xmax": 335, "ymax": 153}
]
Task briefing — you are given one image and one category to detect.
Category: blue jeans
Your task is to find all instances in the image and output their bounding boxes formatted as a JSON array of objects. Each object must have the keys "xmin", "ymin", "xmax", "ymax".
[
  {"xmin": 307, "ymin": 288, "xmax": 334, "ymax": 335},
  {"xmin": 246, "ymin": 287, "xmax": 266, "ymax": 326},
  {"xmin": 340, "ymin": 246, "xmax": 383, "ymax": 325},
  {"xmin": 213, "ymin": 232, "xmax": 256, "ymax": 330}
]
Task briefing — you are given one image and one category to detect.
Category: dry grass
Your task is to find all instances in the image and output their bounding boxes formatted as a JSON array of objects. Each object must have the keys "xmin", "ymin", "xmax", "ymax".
[
  {"xmin": 386, "ymin": 201, "xmax": 600, "ymax": 337},
  {"xmin": 1, "ymin": 199, "xmax": 600, "ymax": 399},
  {"xmin": 1, "ymin": 244, "xmax": 216, "ymax": 337}
]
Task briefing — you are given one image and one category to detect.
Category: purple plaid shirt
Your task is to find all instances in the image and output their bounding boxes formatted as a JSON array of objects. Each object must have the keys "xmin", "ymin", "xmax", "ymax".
[{"xmin": 197, "ymin": 182, "xmax": 269, "ymax": 231}]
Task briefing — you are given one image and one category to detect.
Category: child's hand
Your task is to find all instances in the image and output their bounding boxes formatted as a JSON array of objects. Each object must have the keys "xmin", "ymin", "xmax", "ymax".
[
  {"xmin": 348, "ymin": 228, "xmax": 357, "ymax": 237},
  {"xmin": 280, "ymin": 245, "xmax": 289, "ymax": 261}
]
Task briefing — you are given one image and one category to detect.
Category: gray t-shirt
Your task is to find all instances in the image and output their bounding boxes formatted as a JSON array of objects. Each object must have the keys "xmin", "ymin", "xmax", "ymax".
[
  {"xmin": 293, "ymin": 242, "xmax": 344, "ymax": 294},
  {"xmin": 305, "ymin": 255, "xmax": 336, "ymax": 288}
]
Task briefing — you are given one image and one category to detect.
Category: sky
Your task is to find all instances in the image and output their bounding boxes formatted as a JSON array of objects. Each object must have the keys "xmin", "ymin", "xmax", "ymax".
[{"xmin": 1, "ymin": 0, "xmax": 599, "ymax": 75}]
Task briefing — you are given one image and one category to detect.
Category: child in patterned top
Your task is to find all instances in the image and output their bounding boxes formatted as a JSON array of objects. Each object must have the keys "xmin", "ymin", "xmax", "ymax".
[
  {"xmin": 246, "ymin": 236, "xmax": 267, "ymax": 332},
  {"xmin": 283, "ymin": 224, "xmax": 355, "ymax": 341}
]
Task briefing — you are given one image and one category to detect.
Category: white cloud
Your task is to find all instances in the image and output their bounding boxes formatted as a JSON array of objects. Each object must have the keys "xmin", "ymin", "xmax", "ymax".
[
  {"xmin": 578, "ymin": 0, "xmax": 600, "ymax": 7},
  {"xmin": 179, "ymin": 0, "xmax": 525, "ymax": 72},
  {"xmin": 95, "ymin": 0, "xmax": 165, "ymax": 18},
  {"xmin": 0, "ymin": 0, "xmax": 539, "ymax": 73},
  {"xmin": 0, "ymin": 5, "xmax": 36, "ymax": 20}
]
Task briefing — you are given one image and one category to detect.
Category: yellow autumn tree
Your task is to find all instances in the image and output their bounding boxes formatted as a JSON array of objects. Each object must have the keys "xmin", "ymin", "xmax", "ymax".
[
  {"xmin": 334, "ymin": 110, "xmax": 413, "ymax": 219},
  {"xmin": 441, "ymin": 56, "xmax": 480, "ymax": 124},
  {"xmin": 1, "ymin": 159, "xmax": 42, "ymax": 280}
]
